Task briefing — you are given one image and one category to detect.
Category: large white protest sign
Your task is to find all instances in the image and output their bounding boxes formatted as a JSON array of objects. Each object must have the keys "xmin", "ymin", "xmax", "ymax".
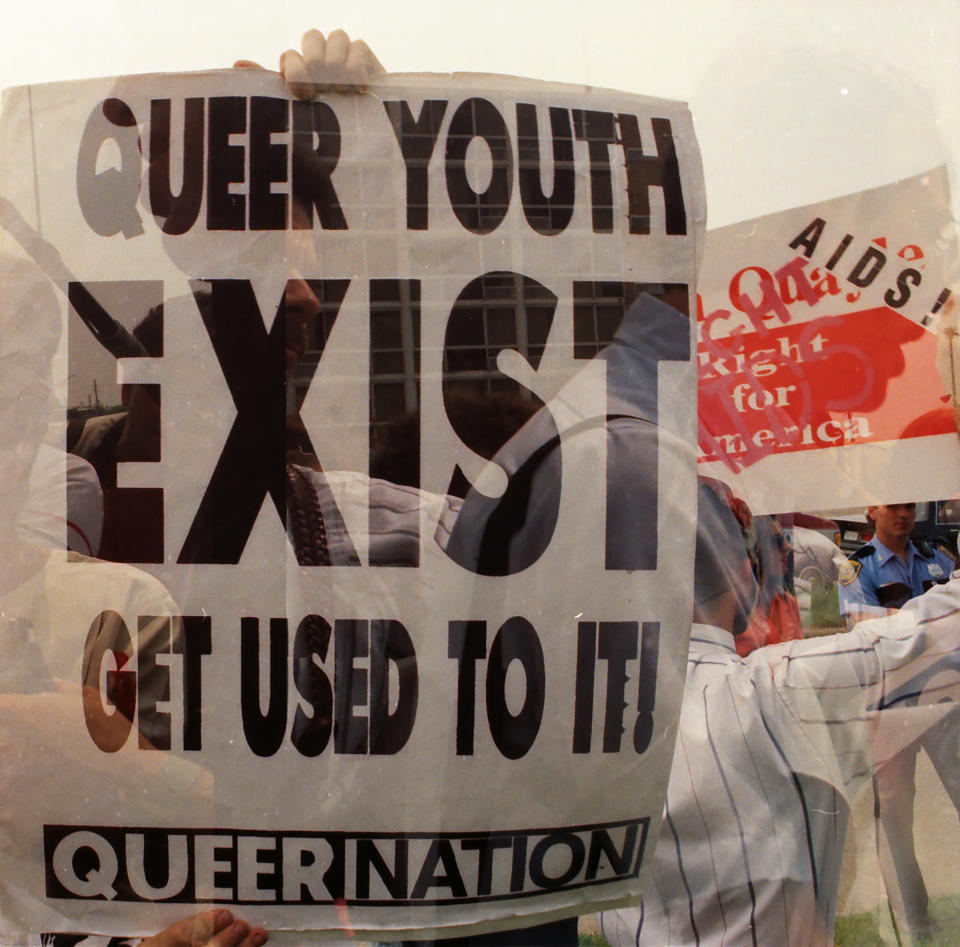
[
  {"xmin": 0, "ymin": 69, "xmax": 704, "ymax": 940},
  {"xmin": 696, "ymin": 169, "xmax": 960, "ymax": 514}
]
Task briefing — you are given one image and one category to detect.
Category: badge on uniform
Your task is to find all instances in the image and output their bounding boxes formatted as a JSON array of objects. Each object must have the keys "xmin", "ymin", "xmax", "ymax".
[
  {"xmin": 928, "ymin": 563, "xmax": 945, "ymax": 579},
  {"xmin": 839, "ymin": 560, "xmax": 861, "ymax": 586}
]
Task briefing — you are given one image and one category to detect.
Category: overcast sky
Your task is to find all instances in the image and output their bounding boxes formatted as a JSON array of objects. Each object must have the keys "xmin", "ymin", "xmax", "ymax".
[{"xmin": 3, "ymin": 0, "xmax": 959, "ymax": 227}]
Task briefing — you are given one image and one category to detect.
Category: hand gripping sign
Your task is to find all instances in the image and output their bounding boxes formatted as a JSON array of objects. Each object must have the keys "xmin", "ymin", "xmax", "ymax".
[{"xmin": 0, "ymin": 68, "xmax": 704, "ymax": 939}]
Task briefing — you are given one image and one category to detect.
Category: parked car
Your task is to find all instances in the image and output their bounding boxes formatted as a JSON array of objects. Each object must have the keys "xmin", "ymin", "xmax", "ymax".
[
  {"xmin": 791, "ymin": 525, "xmax": 844, "ymax": 588},
  {"xmin": 784, "ymin": 513, "xmax": 844, "ymax": 618}
]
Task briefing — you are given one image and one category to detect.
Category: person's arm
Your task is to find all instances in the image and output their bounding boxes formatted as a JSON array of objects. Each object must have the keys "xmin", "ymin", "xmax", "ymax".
[{"xmin": 756, "ymin": 585, "xmax": 960, "ymax": 787}]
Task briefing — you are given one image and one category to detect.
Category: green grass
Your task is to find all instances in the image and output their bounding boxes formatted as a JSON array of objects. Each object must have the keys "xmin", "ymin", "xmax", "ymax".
[
  {"xmin": 835, "ymin": 895, "xmax": 960, "ymax": 945},
  {"xmin": 809, "ymin": 580, "xmax": 842, "ymax": 629},
  {"xmin": 574, "ymin": 896, "xmax": 960, "ymax": 945},
  {"xmin": 578, "ymin": 931, "xmax": 609, "ymax": 947},
  {"xmin": 833, "ymin": 909, "xmax": 886, "ymax": 947}
]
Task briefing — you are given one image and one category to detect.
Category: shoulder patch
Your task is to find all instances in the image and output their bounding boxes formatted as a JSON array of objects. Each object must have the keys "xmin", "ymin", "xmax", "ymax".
[{"xmin": 839, "ymin": 559, "xmax": 862, "ymax": 586}]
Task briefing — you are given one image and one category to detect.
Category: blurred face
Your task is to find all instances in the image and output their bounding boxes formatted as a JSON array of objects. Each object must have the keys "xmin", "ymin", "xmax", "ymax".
[{"xmin": 869, "ymin": 503, "xmax": 916, "ymax": 546}]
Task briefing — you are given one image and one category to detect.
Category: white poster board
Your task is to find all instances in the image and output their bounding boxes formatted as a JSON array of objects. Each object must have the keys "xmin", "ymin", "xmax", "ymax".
[
  {"xmin": 697, "ymin": 169, "xmax": 960, "ymax": 514},
  {"xmin": 0, "ymin": 69, "xmax": 704, "ymax": 940}
]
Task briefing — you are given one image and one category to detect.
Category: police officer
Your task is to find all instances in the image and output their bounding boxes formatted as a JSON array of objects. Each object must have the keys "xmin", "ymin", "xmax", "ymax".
[
  {"xmin": 839, "ymin": 502, "xmax": 957, "ymax": 940},
  {"xmin": 838, "ymin": 502, "xmax": 953, "ymax": 624}
]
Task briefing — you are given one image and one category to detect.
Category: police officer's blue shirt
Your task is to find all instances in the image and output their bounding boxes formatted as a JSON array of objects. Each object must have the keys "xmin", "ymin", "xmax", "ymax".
[{"xmin": 838, "ymin": 535, "xmax": 953, "ymax": 619}]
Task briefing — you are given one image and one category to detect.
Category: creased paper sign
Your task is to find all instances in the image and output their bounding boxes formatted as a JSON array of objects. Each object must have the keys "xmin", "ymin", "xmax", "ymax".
[
  {"xmin": 0, "ymin": 69, "xmax": 704, "ymax": 940},
  {"xmin": 697, "ymin": 169, "xmax": 960, "ymax": 514}
]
